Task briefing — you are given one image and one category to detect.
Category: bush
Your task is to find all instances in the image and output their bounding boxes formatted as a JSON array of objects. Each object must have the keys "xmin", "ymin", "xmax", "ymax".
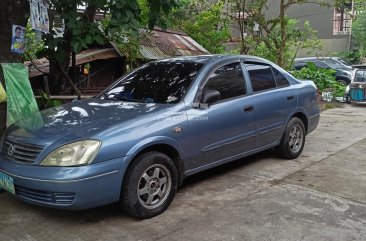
[
  {"xmin": 338, "ymin": 50, "xmax": 361, "ymax": 65},
  {"xmin": 291, "ymin": 62, "xmax": 345, "ymax": 97}
]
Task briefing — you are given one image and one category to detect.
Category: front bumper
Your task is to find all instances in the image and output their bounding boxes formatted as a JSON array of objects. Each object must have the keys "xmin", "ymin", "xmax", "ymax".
[{"xmin": 0, "ymin": 155, "xmax": 128, "ymax": 210}]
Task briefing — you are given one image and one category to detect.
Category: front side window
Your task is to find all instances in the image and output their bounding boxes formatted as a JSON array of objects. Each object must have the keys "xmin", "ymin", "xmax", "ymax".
[
  {"xmin": 204, "ymin": 63, "xmax": 246, "ymax": 101},
  {"xmin": 101, "ymin": 62, "xmax": 203, "ymax": 104},
  {"xmin": 245, "ymin": 63, "xmax": 276, "ymax": 92}
]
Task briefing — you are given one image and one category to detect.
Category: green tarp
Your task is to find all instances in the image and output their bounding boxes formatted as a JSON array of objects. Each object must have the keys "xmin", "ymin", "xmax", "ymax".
[{"xmin": 1, "ymin": 63, "xmax": 39, "ymax": 127}]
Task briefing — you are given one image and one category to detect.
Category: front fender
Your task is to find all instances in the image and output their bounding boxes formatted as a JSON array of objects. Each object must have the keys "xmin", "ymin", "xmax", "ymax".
[{"xmin": 122, "ymin": 136, "xmax": 187, "ymax": 169}]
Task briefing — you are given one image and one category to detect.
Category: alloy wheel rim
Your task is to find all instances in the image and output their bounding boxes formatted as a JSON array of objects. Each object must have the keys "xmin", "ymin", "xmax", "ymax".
[
  {"xmin": 289, "ymin": 125, "xmax": 303, "ymax": 153},
  {"xmin": 137, "ymin": 164, "xmax": 172, "ymax": 209}
]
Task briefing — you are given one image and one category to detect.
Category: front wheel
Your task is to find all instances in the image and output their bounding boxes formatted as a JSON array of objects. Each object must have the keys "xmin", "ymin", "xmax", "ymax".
[
  {"xmin": 277, "ymin": 117, "xmax": 306, "ymax": 159},
  {"xmin": 121, "ymin": 152, "xmax": 178, "ymax": 219}
]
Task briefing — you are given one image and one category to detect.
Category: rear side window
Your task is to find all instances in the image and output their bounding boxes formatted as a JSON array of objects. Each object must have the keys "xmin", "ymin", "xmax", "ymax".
[
  {"xmin": 245, "ymin": 63, "xmax": 276, "ymax": 92},
  {"xmin": 314, "ymin": 61, "xmax": 329, "ymax": 69},
  {"xmin": 293, "ymin": 62, "xmax": 307, "ymax": 70},
  {"xmin": 205, "ymin": 63, "xmax": 246, "ymax": 100},
  {"xmin": 272, "ymin": 68, "xmax": 289, "ymax": 87}
]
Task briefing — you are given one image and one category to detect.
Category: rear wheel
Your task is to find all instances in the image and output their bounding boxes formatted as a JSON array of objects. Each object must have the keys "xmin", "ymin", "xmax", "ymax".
[
  {"xmin": 121, "ymin": 152, "xmax": 178, "ymax": 219},
  {"xmin": 336, "ymin": 78, "xmax": 348, "ymax": 86},
  {"xmin": 277, "ymin": 117, "xmax": 305, "ymax": 159}
]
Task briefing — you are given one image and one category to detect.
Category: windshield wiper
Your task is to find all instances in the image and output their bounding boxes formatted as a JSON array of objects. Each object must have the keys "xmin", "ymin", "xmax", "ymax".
[
  {"xmin": 115, "ymin": 96, "xmax": 147, "ymax": 103},
  {"xmin": 101, "ymin": 93, "xmax": 148, "ymax": 103},
  {"xmin": 100, "ymin": 93, "xmax": 120, "ymax": 101}
]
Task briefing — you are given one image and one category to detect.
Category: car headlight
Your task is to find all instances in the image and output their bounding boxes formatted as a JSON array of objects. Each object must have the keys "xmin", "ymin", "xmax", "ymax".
[{"xmin": 40, "ymin": 140, "xmax": 101, "ymax": 166}]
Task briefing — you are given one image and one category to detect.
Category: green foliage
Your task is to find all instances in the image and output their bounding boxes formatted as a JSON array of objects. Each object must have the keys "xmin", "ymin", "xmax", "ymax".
[
  {"xmin": 179, "ymin": 2, "xmax": 230, "ymax": 54},
  {"xmin": 248, "ymin": 19, "xmax": 322, "ymax": 69},
  {"xmin": 352, "ymin": 10, "xmax": 366, "ymax": 57},
  {"xmin": 164, "ymin": 0, "xmax": 193, "ymax": 30},
  {"xmin": 36, "ymin": 0, "xmax": 175, "ymax": 63},
  {"xmin": 292, "ymin": 62, "xmax": 345, "ymax": 97},
  {"xmin": 37, "ymin": 91, "xmax": 63, "ymax": 110},
  {"xmin": 228, "ymin": 0, "xmax": 324, "ymax": 67},
  {"xmin": 24, "ymin": 23, "xmax": 45, "ymax": 61},
  {"xmin": 338, "ymin": 50, "xmax": 361, "ymax": 64}
]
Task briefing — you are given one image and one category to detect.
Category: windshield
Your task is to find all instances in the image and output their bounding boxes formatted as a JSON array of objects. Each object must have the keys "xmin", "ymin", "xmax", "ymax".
[
  {"xmin": 100, "ymin": 62, "xmax": 203, "ymax": 104},
  {"xmin": 355, "ymin": 69, "xmax": 366, "ymax": 82}
]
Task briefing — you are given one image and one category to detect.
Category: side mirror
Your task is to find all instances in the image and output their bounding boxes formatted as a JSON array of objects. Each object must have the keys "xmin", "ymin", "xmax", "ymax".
[{"xmin": 202, "ymin": 89, "xmax": 220, "ymax": 104}]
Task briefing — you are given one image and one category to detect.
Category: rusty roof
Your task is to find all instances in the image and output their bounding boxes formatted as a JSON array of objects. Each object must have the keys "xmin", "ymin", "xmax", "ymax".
[
  {"xmin": 26, "ymin": 29, "xmax": 209, "ymax": 78},
  {"xmin": 137, "ymin": 28, "xmax": 209, "ymax": 60}
]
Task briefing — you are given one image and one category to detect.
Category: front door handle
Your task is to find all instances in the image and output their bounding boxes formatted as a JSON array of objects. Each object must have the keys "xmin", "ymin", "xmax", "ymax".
[
  {"xmin": 287, "ymin": 95, "xmax": 295, "ymax": 101},
  {"xmin": 244, "ymin": 105, "xmax": 254, "ymax": 113}
]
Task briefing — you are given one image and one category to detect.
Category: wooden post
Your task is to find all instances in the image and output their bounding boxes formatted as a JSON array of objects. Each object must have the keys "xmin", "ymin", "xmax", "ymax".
[{"xmin": 43, "ymin": 75, "xmax": 50, "ymax": 96}]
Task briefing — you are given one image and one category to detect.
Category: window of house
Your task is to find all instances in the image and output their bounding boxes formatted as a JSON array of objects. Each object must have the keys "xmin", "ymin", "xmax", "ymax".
[
  {"xmin": 333, "ymin": 7, "xmax": 351, "ymax": 35},
  {"xmin": 245, "ymin": 63, "xmax": 276, "ymax": 92},
  {"xmin": 204, "ymin": 63, "xmax": 246, "ymax": 100}
]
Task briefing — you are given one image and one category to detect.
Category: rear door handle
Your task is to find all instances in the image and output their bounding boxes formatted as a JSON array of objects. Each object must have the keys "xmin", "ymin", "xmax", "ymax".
[
  {"xmin": 287, "ymin": 95, "xmax": 295, "ymax": 101},
  {"xmin": 244, "ymin": 105, "xmax": 254, "ymax": 113}
]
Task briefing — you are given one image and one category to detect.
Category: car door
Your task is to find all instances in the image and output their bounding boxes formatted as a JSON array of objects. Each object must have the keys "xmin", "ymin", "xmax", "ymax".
[
  {"xmin": 186, "ymin": 61, "xmax": 256, "ymax": 169},
  {"xmin": 244, "ymin": 61, "xmax": 297, "ymax": 148}
]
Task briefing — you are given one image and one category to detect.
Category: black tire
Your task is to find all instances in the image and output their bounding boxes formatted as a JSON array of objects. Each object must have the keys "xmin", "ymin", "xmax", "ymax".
[
  {"xmin": 336, "ymin": 78, "xmax": 348, "ymax": 86},
  {"xmin": 277, "ymin": 117, "xmax": 306, "ymax": 159},
  {"xmin": 121, "ymin": 151, "xmax": 178, "ymax": 219}
]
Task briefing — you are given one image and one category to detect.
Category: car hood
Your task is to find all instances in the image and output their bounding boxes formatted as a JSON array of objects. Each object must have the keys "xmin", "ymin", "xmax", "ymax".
[{"xmin": 5, "ymin": 99, "xmax": 173, "ymax": 146}]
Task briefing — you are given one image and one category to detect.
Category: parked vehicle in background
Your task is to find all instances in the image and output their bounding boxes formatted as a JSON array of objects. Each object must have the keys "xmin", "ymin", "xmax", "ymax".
[
  {"xmin": 345, "ymin": 65, "xmax": 366, "ymax": 103},
  {"xmin": 0, "ymin": 55, "xmax": 320, "ymax": 219},
  {"xmin": 294, "ymin": 57, "xmax": 353, "ymax": 85}
]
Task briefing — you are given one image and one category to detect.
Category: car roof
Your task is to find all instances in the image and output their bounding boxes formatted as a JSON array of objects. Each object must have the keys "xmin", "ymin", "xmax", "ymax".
[
  {"xmin": 294, "ymin": 57, "xmax": 338, "ymax": 62},
  {"xmin": 154, "ymin": 54, "xmax": 273, "ymax": 65}
]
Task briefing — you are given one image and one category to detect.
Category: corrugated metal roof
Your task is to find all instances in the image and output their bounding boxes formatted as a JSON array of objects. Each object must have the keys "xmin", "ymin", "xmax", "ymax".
[
  {"xmin": 138, "ymin": 28, "xmax": 210, "ymax": 60},
  {"xmin": 139, "ymin": 45, "xmax": 170, "ymax": 60}
]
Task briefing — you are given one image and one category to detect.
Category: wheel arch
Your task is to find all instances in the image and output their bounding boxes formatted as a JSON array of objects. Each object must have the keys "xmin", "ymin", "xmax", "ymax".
[
  {"xmin": 123, "ymin": 139, "xmax": 185, "ymax": 188},
  {"xmin": 335, "ymin": 76, "xmax": 350, "ymax": 85},
  {"xmin": 290, "ymin": 112, "xmax": 308, "ymax": 134}
]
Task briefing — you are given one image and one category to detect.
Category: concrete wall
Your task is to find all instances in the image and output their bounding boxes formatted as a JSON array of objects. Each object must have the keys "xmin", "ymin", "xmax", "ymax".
[
  {"xmin": 263, "ymin": 0, "xmax": 350, "ymax": 56},
  {"xmin": 296, "ymin": 38, "xmax": 350, "ymax": 57}
]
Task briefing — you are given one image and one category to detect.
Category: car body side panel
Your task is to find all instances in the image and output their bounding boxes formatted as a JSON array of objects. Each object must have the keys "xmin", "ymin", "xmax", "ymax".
[
  {"xmin": 186, "ymin": 96, "xmax": 256, "ymax": 169},
  {"xmin": 252, "ymin": 86, "xmax": 297, "ymax": 148},
  {"xmin": 294, "ymin": 81, "xmax": 320, "ymax": 134}
]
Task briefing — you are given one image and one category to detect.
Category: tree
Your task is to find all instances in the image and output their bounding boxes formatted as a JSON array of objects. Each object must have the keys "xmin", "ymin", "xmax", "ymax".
[
  {"xmin": 182, "ymin": 2, "xmax": 230, "ymax": 54},
  {"xmin": 0, "ymin": 0, "xmax": 175, "ymax": 135},
  {"xmin": 352, "ymin": 11, "xmax": 366, "ymax": 57},
  {"xmin": 166, "ymin": 0, "xmax": 230, "ymax": 54},
  {"xmin": 228, "ymin": 0, "xmax": 324, "ymax": 67}
]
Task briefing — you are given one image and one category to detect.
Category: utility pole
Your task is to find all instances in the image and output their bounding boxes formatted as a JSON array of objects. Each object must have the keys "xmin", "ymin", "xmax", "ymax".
[{"xmin": 348, "ymin": 0, "xmax": 355, "ymax": 50}]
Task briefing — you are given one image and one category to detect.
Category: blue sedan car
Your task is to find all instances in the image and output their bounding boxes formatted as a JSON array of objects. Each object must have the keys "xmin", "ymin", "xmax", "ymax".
[{"xmin": 0, "ymin": 55, "xmax": 319, "ymax": 219}]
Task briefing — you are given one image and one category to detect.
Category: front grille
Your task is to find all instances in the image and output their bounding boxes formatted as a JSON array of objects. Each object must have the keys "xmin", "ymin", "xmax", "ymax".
[
  {"xmin": 1, "ymin": 138, "xmax": 43, "ymax": 164},
  {"xmin": 15, "ymin": 186, "xmax": 76, "ymax": 205}
]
